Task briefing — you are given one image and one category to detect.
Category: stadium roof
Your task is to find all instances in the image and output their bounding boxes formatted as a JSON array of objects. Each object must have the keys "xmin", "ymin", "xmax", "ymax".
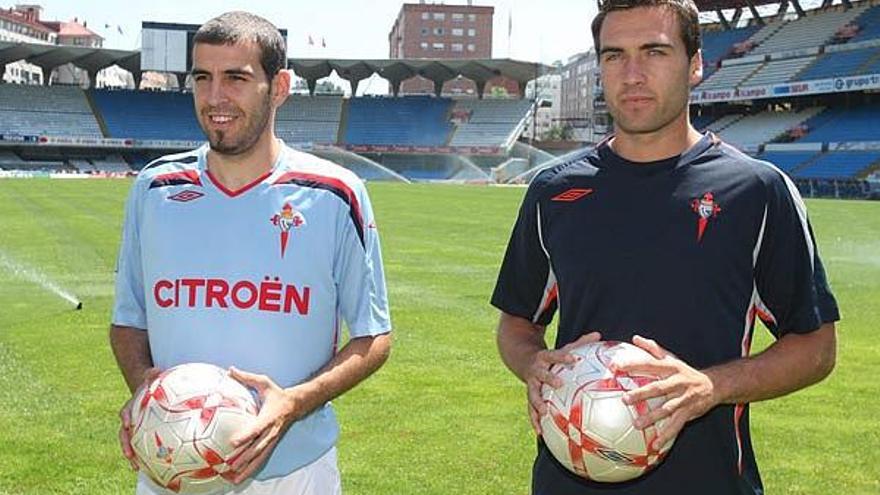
[
  {"xmin": 289, "ymin": 58, "xmax": 549, "ymax": 98},
  {"xmin": 0, "ymin": 40, "xmax": 548, "ymax": 97},
  {"xmin": 0, "ymin": 40, "xmax": 139, "ymax": 82},
  {"xmin": 694, "ymin": 0, "xmax": 782, "ymax": 9}
]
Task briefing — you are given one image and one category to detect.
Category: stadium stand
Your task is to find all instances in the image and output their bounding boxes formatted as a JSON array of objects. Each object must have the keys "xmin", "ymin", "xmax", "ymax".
[
  {"xmin": 704, "ymin": 114, "xmax": 744, "ymax": 133},
  {"xmin": 701, "ymin": 25, "xmax": 761, "ymax": 78},
  {"xmin": 743, "ymin": 56, "xmax": 817, "ymax": 86},
  {"xmin": 795, "ymin": 103, "xmax": 880, "ymax": 143},
  {"xmin": 749, "ymin": 4, "xmax": 869, "ymax": 56},
  {"xmin": 69, "ymin": 158, "xmax": 96, "ymax": 172},
  {"xmin": 90, "ymin": 89, "xmax": 203, "ymax": 140},
  {"xmin": 0, "ymin": 150, "xmax": 26, "ymax": 169},
  {"xmin": 344, "ymin": 96, "xmax": 452, "ymax": 146},
  {"xmin": 275, "ymin": 96, "xmax": 342, "ymax": 144},
  {"xmin": 795, "ymin": 151, "xmax": 880, "ymax": 179},
  {"xmin": 697, "ymin": 62, "xmax": 762, "ymax": 90},
  {"xmin": 846, "ymin": 4, "xmax": 880, "ymax": 43},
  {"xmin": 91, "ymin": 154, "xmax": 132, "ymax": 173},
  {"xmin": 691, "ymin": 113, "xmax": 718, "ymax": 130},
  {"xmin": 861, "ymin": 55, "xmax": 880, "ymax": 75},
  {"xmin": 755, "ymin": 151, "xmax": 820, "ymax": 174},
  {"xmin": 795, "ymin": 47, "xmax": 878, "ymax": 81},
  {"xmin": 717, "ymin": 107, "xmax": 822, "ymax": 147},
  {"xmin": 448, "ymin": 98, "xmax": 532, "ymax": 147},
  {"xmin": 0, "ymin": 85, "xmax": 102, "ymax": 137}
]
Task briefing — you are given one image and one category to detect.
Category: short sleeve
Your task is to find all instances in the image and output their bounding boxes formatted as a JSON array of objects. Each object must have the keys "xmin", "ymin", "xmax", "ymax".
[
  {"xmin": 112, "ymin": 179, "xmax": 147, "ymax": 330},
  {"xmin": 333, "ymin": 180, "xmax": 391, "ymax": 338},
  {"xmin": 754, "ymin": 174, "xmax": 839, "ymax": 337},
  {"xmin": 491, "ymin": 182, "xmax": 557, "ymax": 325}
]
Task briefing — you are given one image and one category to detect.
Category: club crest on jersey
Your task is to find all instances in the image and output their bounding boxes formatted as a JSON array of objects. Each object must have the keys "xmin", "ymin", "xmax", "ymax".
[
  {"xmin": 270, "ymin": 203, "xmax": 306, "ymax": 258},
  {"xmin": 690, "ymin": 192, "xmax": 721, "ymax": 242}
]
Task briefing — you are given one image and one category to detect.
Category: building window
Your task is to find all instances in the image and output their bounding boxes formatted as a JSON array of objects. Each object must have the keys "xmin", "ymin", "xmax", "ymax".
[
  {"xmin": 452, "ymin": 13, "xmax": 464, "ymax": 21},
  {"xmin": 452, "ymin": 28, "xmax": 463, "ymax": 36},
  {"xmin": 434, "ymin": 27, "xmax": 444, "ymax": 35},
  {"xmin": 452, "ymin": 43, "xmax": 463, "ymax": 52},
  {"xmin": 421, "ymin": 42, "xmax": 429, "ymax": 50},
  {"xmin": 467, "ymin": 43, "xmax": 475, "ymax": 52},
  {"xmin": 433, "ymin": 42, "xmax": 445, "ymax": 51},
  {"xmin": 421, "ymin": 28, "xmax": 429, "ymax": 36},
  {"xmin": 433, "ymin": 12, "xmax": 446, "ymax": 21},
  {"xmin": 468, "ymin": 28, "xmax": 476, "ymax": 37},
  {"xmin": 422, "ymin": 12, "xmax": 430, "ymax": 20},
  {"xmin": 468, "ymin": 14, "xmax": 476, "ymax": 22}
]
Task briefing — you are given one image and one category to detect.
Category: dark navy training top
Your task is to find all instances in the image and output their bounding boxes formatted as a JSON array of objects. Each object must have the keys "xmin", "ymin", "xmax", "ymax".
[{"xmin": 491, "ymin": 133, "xmax": 839, "ymax": 495}]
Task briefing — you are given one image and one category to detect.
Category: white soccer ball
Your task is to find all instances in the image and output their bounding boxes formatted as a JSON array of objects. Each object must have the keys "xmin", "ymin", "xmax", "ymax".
[
  {"xmin": 540, "ymin": 341, "xmax": 675, "ymax": 482},
  {"xmin": 130, "ymin": 363, "xmax": 259, "ymax": 494}
]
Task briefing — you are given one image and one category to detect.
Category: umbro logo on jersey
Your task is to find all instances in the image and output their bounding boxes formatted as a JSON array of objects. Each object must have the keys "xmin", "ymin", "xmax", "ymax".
[
  {"xmin": 168, "ymin": 190, "xmax": 204, "ymax": 203},
  {"xmin": 270, "ymin": 203, "xmax": 306, "ymax": 258},
  {"xmin": 690, "ymin": 192, "xmax": 721, "ymax": 242},
  {"xmin": 551, "ymin": 188, "xmax": 594, "ymax": 202}
]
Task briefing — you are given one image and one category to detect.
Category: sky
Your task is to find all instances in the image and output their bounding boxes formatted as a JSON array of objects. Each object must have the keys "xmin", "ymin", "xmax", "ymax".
[{"xmin": 34, "ymin": 0, "xmax": 597, "ymax": 65}]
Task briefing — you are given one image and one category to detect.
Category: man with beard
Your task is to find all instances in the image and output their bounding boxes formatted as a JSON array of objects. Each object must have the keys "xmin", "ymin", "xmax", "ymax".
[
  {"xmin": 110, "ymin": 11, "xmax": 392, "ymax": 495},
  {"xmin": 491, "ymin": 0, "xmax": 839, "ymax": 493}
]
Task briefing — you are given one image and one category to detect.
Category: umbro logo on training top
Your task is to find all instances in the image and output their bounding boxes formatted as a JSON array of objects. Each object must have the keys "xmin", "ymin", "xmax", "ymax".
[
  {"xmin": 168, "ymin": 190, "xmax": 204, "ymax": 203},
  {"xmin": 551, "ymin": 188, "xmax": 594, "ymax": 202}
]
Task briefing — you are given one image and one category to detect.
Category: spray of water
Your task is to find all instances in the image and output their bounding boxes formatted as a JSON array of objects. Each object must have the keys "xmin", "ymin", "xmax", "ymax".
[{"xmin": 0, "ymin": 249, "xmax": 82, "ymax": 309}]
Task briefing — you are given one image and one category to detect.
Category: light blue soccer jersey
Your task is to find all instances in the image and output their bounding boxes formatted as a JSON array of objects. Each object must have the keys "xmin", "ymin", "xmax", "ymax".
[{"xmin": 112, "ymin": 142, "xmax": 391, "ymax": 480}]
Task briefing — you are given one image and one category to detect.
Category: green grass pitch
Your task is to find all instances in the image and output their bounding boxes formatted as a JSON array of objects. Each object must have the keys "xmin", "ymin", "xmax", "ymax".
[{"xmin": 0, "ymin": 179, "xmax": 877, "ymax": 494}]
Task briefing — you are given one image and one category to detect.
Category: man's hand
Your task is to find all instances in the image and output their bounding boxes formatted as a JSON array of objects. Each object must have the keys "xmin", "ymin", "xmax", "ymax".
[
  {"xmin": 227, "ymin": 367, "xmax": 299, "ymax": 484},
  {"xmin": 525, "ymin": 332, "xmax": 602, "ymax": 435},
  {"xmin": 118, "ymin": 367, "xmax": 161, "ymax": 470},
  {"xmin": 614, "ymin": 335, "xmax": 717, "ymax": 450}
]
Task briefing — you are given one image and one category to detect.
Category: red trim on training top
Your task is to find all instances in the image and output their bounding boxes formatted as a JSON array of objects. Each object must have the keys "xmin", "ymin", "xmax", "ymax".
[
  {"xmin": 272, "ymin": 171, "xmax": 365, "ymax": 248},
  {"xmin": 205, "ymin": 169, "xmax": 273, "ymax": 198}
]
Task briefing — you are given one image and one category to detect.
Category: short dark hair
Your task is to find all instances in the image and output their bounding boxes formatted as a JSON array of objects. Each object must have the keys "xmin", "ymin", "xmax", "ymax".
[
  {"xmin": 591, "ymin": 0, "xmax": 702, "ymax": 60},
  {"xmin": 193, "ymin": 11, "xmax": 287, "ymax": 78}
]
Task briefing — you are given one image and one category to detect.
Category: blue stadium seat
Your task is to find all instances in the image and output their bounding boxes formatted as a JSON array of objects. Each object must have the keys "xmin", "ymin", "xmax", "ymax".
[
  {"xmin": 90, "ymin": 89, "xmax": 204, "ymax": 140},
  {"xmin": 848, "ymin": 5, "xmax": 880, "ymax": 43},
  {"xmin": 691, "ymin": 114, "xmax": 718, "ymax": 131},
  {"xmin": 344, "ymin": 96, "xmax": 453, "ymax": 146},
  {"xmin": 796, "ymin": 104, "xmax": 880, "ymax": 143},
  {"xmin": 795, "ymin": 48, "xmax": 876, "ymax": 81},
  {"xmin": 701, "ymin": 26, "xmax": 761, "ymax": 72},
  {"xmin": 794, "ymin": 151, "xmax": 880, "ymax": 179},
  {"xmin": 757, "ymin": 151, "xmax": 820, "ymax": 174}
]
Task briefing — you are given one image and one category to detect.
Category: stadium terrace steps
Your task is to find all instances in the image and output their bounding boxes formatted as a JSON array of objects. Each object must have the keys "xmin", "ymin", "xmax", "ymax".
[
  {"xmin": 749, "ymin": 4, "xmax": 869, "ymax": 56},
  {"xmin": 448, "ymin": 98, "xmax": 532, "ymax": 147},
  {"xmin": 717, "ymin": 107, "xmax": 823, "ymax": 148},
  {"xmin": 742, "ymin": 56, "xmax": 817, "ymax": 86},
  {"xmin": 701, "ymin": 25, "xmax": 762, "ymax": 73},
  {"xmin": 847, "ymin": 4, "xmax": 880, "ymax": 43},
  {"xmin": 90, "ymin": 154, "xmax": 132, "ymax": 173},
  {"xmin": 0, "ymin": 85, "xmax": 102, "ymax": 138},
  {"xmin": 742, "ymin": 21, "xmax": 785, "ymax": 52},
  {"xmin": 697, "ymin": 63, "xmax": 763, "ymax": 90},
  {"xmin": 795, "ymin": 104, "xmax": 880, "ymax": 143},
  {"xmin": 705, "ymin": 114, "xmax": 744, "ymax": 133},
  {"xmin": 344, "ymin": 96, "xmax": 453, "ymax": 146},
  {"xmin": 795, "ymin": 47, "xmax": 879, "ymax": 81},
  {"xmin": 276, "ymin": 95, "xmax": 343, "ymax": 145},
  {"xmin": 794, "ymin": 151, "xmax": 880, "ymax": 179},
  {"xmin": 90, "ymin": 89, "xmax": 203, "ymax": 140},
  {"xmin": 757, "ymin": 151, "xmax": 822, "ymax": 175}
]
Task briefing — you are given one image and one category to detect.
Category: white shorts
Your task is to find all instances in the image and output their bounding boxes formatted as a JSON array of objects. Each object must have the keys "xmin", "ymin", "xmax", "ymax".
[{"xmin": 135, "ymin": 447, "xmax": 341, "ymax": 495}]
